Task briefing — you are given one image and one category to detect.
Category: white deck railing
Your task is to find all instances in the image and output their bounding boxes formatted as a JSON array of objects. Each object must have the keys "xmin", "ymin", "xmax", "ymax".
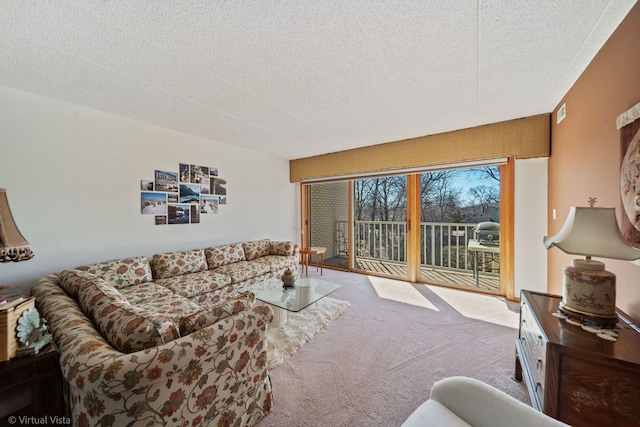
[{"xmin": 343, "ymin": 220, "xmax": 499, "ymax": 275}]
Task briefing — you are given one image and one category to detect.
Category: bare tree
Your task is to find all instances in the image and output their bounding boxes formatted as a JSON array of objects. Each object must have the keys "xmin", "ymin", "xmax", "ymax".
[
  {"xmin": 468, "ymin": 185, "xmax": 499, "ymax": 216},
  {"xmin": 466, "ymin": 166, "xmax": 500, "ymax": 182},
  {"xmin": 420, "ymin": 171, "xmax": 462, "ymax": 222}
]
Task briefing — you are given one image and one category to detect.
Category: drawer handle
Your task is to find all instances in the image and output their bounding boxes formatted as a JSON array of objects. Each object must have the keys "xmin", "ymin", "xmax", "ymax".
[
  {"xmin": 537, "ymin": 335, "xmax": 543, "ymax": 345},
  {"xmin": 535, "ymin": 382, "xmax": 542, "ymax": 392},
  {"xmin": 536, "ymin": 358, "xmax": 542, "ymax": 369}
]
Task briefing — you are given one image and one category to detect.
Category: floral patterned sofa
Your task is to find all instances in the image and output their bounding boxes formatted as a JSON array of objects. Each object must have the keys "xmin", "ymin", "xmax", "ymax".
[{"xmin": 31, "ymin": 239, "xmax": 300, "ymax": 427}]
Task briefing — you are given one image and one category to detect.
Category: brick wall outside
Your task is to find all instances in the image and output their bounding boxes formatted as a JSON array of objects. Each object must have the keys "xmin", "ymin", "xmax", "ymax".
[{"xmin": 309, "ymin": 182, "xmax": 349, "ymax": 259}]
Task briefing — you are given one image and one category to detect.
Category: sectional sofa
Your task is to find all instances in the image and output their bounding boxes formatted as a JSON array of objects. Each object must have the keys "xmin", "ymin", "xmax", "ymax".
[{"xmin": 31, "ymin": 239, "xmax": 300, "ymax": 427}]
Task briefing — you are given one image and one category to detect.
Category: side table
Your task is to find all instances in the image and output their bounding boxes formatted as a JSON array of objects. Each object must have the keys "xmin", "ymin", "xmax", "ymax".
[
  {"xmin": 0, "ymin": 344, "xmax": 66, "ymax": 423},
  {"xmin": 300, "ymin": 247, "xmax": 326, "ymax": 276}
]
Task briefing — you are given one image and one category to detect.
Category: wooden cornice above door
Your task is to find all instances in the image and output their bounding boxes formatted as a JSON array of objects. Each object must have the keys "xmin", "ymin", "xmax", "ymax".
[{"xmin": 289, "ymin": 114, "xmax": 550, "ymax": 183}]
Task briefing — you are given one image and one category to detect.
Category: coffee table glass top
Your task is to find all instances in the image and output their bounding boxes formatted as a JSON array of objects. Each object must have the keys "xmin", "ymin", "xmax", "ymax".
[{"xmin": 250, "ymin": 277, "xmax": 340, "ymax": 312}]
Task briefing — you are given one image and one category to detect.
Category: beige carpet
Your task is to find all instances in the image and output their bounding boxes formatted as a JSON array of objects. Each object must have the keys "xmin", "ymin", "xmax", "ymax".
[
  {"xmin": 266, "ymin": 297, "xmax": 351, "ymax": 370},
  {"xmin": 258, "ymin": 269, "xmax": 528, "ymax": 427}
]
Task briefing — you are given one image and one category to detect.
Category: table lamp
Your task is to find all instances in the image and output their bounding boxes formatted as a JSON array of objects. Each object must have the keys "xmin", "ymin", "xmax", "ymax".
[
  {"xmin": 0, "ymin": 188, "xmax": 34, "ymax": 263},
  {"xmin": 544, "ymin": 206, "xmax": 640, "ymax": 328}
]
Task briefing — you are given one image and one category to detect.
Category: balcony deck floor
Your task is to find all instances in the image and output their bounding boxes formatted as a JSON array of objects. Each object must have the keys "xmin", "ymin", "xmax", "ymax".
[{"xmin": 323, "ymin": 256, "xmax": 499, "ymax": 292}]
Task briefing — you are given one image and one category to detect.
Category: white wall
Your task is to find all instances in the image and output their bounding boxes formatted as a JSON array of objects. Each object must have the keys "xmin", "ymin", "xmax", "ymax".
[
  {"xmin": 514, "ymin": 157, "xmax": 548, "ymax": 296},
  {"xmin": 0, "ymin": 86, "xmax": 297, "ymax": 290}
]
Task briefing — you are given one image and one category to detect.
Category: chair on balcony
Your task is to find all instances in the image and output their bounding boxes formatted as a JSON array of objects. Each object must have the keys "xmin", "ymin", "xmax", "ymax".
[{"xmin": 335, "ymin": 229, "xmax": 348, "ymax": 256}]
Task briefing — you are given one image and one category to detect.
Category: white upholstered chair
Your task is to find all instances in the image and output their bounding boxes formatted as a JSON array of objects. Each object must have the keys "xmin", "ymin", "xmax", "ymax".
[{"xmin": 402, "ymin": 377, "xmax": 569, "ymax": 427}]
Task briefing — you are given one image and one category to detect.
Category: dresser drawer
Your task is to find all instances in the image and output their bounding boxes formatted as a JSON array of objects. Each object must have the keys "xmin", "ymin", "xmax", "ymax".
[{"xmin": 519, "ymin": 299, "xmax": 547, "ymax": 407}]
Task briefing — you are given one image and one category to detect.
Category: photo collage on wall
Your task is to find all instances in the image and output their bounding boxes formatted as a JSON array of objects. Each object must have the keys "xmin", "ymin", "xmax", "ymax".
[{"xmin": 140, "ymin": 163, "xmax": 227, "ymax": 225}]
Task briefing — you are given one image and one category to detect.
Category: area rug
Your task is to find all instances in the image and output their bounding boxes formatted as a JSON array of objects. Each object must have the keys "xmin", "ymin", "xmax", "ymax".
[{"xmin": 266, "ymin": 297, "xmax": 350, "ymax": 369}]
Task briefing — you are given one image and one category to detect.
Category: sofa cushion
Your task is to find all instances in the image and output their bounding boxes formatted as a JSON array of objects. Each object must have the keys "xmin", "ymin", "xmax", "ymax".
[
  {"xmin": 119, "ymin": 282, "xmax": 175, "ymax": 304},
  {"xmin": 152, "ymin": 249, "xmax": 208, "ymax": 279},
  {"xmin": 72, "ymin": 270, "xmax": 179, "ymax": 353},
  {"xmin": 137, "ymin": 293, "xmax": 203, "ymax": 332},
  {"xmin": 205, "ymin": 243, "xmax": 246, "ymax": 268},
  {"xmin": 154, "ymin": 270, "xmax": 232, "ymax": 298},
  {"xmin": 75, "ymin": 257, "xmax": 153, "ymax": 289},
  {"xmin": 59, "ymin": 268, "xmax": 98, "ymax": 298},
  {"xmin": 180, "ymin": 291, "xmax": 255, "ymax": 335},
  {"xmin": 74, "ymin": 270, "xmax": 129, "ymax": 310},
  {"xmin": 253, "ymin": 255, "xmax": 296, "ymax": 273},
  {"xmin": 212, "ymin": 260, "xmax": 271, "ymax": 283},
  {"xmin": 59, "ymin": 257, "xmax": 152, "ymax": 296},
  {"xmin": 188, "ymin": 284, "xmax": 239, "ymax": 308},
  {"xmin": 270, "ymin": 241, "xmax": 296, "ymax": 256},
  {"xmin": 242, "ymin": 239, "xmax": 271, "ymax": 261}
]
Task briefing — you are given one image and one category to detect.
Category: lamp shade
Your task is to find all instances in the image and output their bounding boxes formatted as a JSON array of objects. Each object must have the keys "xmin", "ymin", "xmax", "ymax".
[
  {"xmin": 0, "ymin": 188, "xmax": 34, "ymax": 262},
  {"xmin": 543, "ymin": 207, "xmax": 640, "ymax": 261}
]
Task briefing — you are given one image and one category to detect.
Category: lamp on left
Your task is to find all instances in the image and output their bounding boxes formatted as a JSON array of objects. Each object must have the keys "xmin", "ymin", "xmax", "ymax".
[{"xmin": 0, "ymin": 188, "xmax": 33, "ymax": 263}]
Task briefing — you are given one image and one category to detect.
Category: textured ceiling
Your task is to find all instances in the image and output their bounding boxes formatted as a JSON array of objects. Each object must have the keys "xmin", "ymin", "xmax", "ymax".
[{"xmin": 0, "ymin": 1, "xmax": 636, "ymax": 160}]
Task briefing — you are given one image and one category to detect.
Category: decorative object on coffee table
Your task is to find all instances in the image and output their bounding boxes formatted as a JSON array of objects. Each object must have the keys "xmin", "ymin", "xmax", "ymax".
[
  {"xmin": 543, "ymin": 202, "xmax": 640, "ymax": 328},
  {"xmin": 281, "ymin": 268, "xmax": 295, "ymax": 288}
]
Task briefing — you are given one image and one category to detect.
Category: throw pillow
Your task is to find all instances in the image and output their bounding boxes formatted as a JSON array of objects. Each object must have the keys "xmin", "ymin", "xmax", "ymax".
[
  {"xmin": 72, "ymin": 256, "xmax": 153, "ymax": 290},
  {"xmin": 151, "ymin": 249, "xmax": 208, "ymax": 279},
  {"xmin": 270, "ymin": 241, "xmax": 295, "ymax": 256},
  {"xmin": 205, "ymin": 243, "xmax": 246, "ymax": 269},
  {"xmin": 242, "ymin": 239, "xmax": 271, "ymax": 260}
]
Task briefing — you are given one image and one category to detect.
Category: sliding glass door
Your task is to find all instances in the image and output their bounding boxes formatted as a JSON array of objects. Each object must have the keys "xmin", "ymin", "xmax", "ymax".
[
  {"xmin": 306, "ymin": 181, "xmax": 350, "ymax": 269},
  {"xmin": 303, "ymin": 161, "xmax": 509, "ymax": 295},
  {"xmin": 418, "ymin": 167, "xmax": 501, "ymax": 292},
  {"xmin": 353, "ymin": 176, "xmax": 407, "ymax": 278}
]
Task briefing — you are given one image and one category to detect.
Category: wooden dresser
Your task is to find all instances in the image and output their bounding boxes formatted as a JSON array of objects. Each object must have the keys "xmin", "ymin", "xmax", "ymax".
[{"xmin": 515, "ymin": 290, "xmax": 640, "ymax": 427}]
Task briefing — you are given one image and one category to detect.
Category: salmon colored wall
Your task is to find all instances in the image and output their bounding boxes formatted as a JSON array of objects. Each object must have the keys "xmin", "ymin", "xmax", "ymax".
[{"xmin": 549, "ymin": 3, "xmax": 640, "ymax": 320}]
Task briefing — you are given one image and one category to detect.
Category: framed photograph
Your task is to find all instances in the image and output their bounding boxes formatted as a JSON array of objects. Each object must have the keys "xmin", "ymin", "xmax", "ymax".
[
  {"xmin": 211, "ymin": 178, "xmax": 227, "ymax": 195},
  {"xmin": 141, "ymin": 192, "xmax": 167, "ymax": 215},
  {"xmin": 219, "ymin": 196, "xmax": 227, "ymax": 205},
  {"xmin": 190, "ymin": 165, "xmax": 209, "ymax": 184},
  {"xmin": 210, "ymin": 167, "xmax": 219, "ymax": 177},
  {"xmin": 190, "ymin": 205, "xmax": 200, "ymax": 223},
  {"xmin": 201, "ymin": 195, "xmax": 219, "ymax": 213},
  {"xmin": 179, "ymin": 183, "xmax": 200, "ymax": 204},
  {"xmin": 141, "ymin": 180, "xmax": 154, "ymax": 191},
  {"xmin": 168, "ymin": 193, "xmax": 178, "ymax": 204},
  {"xmin": 168, "ymin": 203, "xmax": 190, "ymax": 224},
  {"xmin": 200, "ymin": 177, "xmax": 211, "ymax": 195},
  {"xmin": 155, "ymin": 170, "xmax": 179, "ymax": 192},
  {"xmin": 179, "ymin": 163, "xmax": 190, "ymax": 183},
  {"xmin": 155, "ymin": 215, "xmax": 167, "ymax": 225}
]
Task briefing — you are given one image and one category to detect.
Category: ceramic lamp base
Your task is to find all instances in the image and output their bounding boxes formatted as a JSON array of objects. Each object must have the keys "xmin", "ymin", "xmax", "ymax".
[{"xmin": 560, "ymin": 259, "xmax": 618, "ymax": 329}]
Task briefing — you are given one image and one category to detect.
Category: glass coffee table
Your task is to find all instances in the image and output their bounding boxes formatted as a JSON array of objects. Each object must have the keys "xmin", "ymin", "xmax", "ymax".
[{"xmin": 249, "ymin": 277, "xmax": 341, "ymax": 325}]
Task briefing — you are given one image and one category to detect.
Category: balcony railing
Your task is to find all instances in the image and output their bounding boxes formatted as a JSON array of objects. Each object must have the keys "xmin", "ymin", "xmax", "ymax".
[{"xmin": 348, "ymin": 220, "xmax": 499, "ymax": 275}]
